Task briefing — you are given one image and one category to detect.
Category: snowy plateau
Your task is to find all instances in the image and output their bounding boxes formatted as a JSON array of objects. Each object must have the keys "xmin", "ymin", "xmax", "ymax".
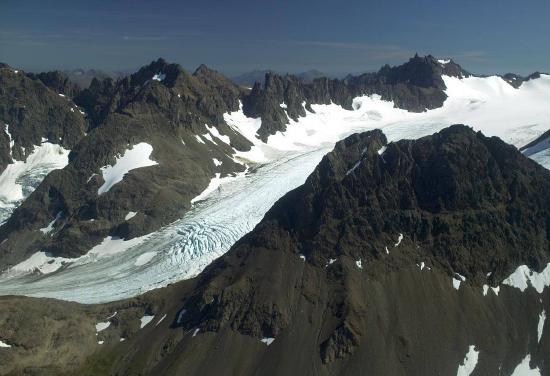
[{"xmin": 0, "ymin": 73, "xmax": 550, "ymax": 303}]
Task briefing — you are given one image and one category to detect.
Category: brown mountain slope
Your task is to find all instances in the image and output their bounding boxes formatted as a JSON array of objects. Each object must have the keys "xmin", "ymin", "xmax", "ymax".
[{"xmin": 1, "ymin": 125, "xmax": 549, "ymax": 375}]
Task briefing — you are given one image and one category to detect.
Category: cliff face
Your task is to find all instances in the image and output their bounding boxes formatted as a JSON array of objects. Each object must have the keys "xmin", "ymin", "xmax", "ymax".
[{"xmin": 2, "ymin": 125, "xmax": 546, "ymax": 376}]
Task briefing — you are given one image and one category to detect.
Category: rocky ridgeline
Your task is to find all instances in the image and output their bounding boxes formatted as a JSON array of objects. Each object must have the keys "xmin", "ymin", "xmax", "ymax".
[{"xmin": 242, "ymin": 54, "xmax": 470, "ymax": 140}]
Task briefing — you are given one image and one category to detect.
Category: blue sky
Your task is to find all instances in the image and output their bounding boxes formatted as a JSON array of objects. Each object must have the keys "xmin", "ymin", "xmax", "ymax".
[{"xmin": 1, "ymin": 0, "xmax": 548, "ymax": 76}]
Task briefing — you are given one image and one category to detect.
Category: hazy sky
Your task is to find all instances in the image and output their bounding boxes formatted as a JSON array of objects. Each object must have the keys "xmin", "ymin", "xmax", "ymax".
[{"xmin": 1, "ymin": 0, "xmax": 549, "ymax": 76}]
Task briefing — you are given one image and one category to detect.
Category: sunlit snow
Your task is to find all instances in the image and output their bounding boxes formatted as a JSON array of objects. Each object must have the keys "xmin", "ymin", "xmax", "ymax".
[
  {"xmin": 152, "ymin": 73, "xmax": 165, "ymax": 81},
  {"xmin": 510, "ymin": 354, "xmax": 541, "ymax": 376},
  {"xmin": 261, "ymin": 337, "xmax": 275, "ymax": 346},
  {"xmin": 139, "ymin": 315, "xmax": 155, "ymax": 329},
  {"xmin": 537, "ymin": 310, "xmax": 545, "ymax": 343},
  {"xmin": 98, "ymin": 143, "xmax": 157, "ymax": 194},
  {"xmin": 502, "ymin": 263, "xmax": 550, "ymax": 293},
  {"xmin": 40, "ymin": 211, "xmax": 63, "ymax": 234},
  {"xmin": 456, "ymin": 345, "xmax": 479, "ymax": 376}
]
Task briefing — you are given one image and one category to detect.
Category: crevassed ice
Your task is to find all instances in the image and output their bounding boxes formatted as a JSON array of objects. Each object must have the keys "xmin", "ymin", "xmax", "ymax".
[{"xmin": 98, "ymin": 143, "xmax": 157, "ymax": 195}]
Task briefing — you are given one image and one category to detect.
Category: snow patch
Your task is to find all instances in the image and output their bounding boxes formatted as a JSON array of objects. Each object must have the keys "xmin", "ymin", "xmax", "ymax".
[
  {"xmin": 206, "ymin": 125, "xmax": 231, "ymax": 145},
  {"xmin": 299, "ymin": 254, "xmax": 306, "ymax": 262},
  {"xmin": 346, "ymin": 160, "xmax": 361, "ymax": 175},
  {"xmin": 356, "ymin": 259, "xmax": 363, "ymax": 269},
  {"xmin": 195, "ymin": 135, "xmax": 205, "ymax": 144},
  {"xmin": 456, "ymin": 345, "xmax": 479, "ymax": 376},
  {"xmin": 40, "ymin": 211, "xmax": 63, "ymax": 234},
  {"xmin": 192, "ymin": 328, "xmax": 200, "ymax": 337},
  {"xmin": 156, "ymin": 314, "xmax": 167, "ymax": 326},
  {"xmin": 538, "ymin": 310, "xmax": 545, "ymax": 343},
  {"xmin": 4, "ymin": 124, "xmax": 14, "ymax": 157},
  {"xmin": 394, "ymin": 233, "xmax": 403, "ymax": 247},
  {"xmin": 139, "ymin": 315, "xmax": 155, "ymax": 329},
  {"xmin": 213, "ymin": 158, "xmax": 222, "ymax": 167},
  {"xmin": 453, "ymin": 278, "xmax": 462, "ymax": 290},
  {"xmin": 0, "ymin": 340, "xmax": 11, "ymax": 348},
  {"xmin": 510, "ymin": 354, "xmax": 541, "ymax": 376},
  {"xmin": 95, "ymin": 321, "xmax": 110, "ymax": 332},
  {"xmin": 502, "ymin": 263, "xmax": 550, "ymax": 293},
  {"xmin": 152, "ymin": 73, "xmax": 165, "ymax": 81},
  {"xmin": 125, "ymin": 211, "xmax": 137, "ymax": 221},
  {"xmin": 261, "ymin": 337, "xmax": 275, "ymax": 346},
  {"xmin": 203, "ymin": 133, "xmax": 215, "ymax": 143},
  {"xmin": 98, "ymin": 143, "xmax": 157, "ymax": 195}
]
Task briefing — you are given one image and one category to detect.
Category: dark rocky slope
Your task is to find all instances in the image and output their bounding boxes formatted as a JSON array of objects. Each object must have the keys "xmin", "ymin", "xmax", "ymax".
[
  {"xmin": 0, "ymin": 64, "xmax": 87, "ymax": 171},
  {"xmin": 0, "ymin": 59, "xmax": 252, "ymax": 266},
  {"xmin": 1, "ymin": 125, "xmax": 549, "ymax": 375}
]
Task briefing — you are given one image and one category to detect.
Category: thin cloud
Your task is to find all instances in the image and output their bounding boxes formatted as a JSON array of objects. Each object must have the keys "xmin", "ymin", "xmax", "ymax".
[
  {"xmin": 286, "ymin": 40, "xmax": 414, "ymax": 60},
  {"xmin": 122, "ymin": 35, "xmax": 170, "ymax": 41}
]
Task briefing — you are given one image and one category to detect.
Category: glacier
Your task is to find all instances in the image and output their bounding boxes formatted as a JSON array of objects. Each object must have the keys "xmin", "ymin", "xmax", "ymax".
[{"xmin": 0, "ymin": 73, "xmax": 549, "ymax": 303}]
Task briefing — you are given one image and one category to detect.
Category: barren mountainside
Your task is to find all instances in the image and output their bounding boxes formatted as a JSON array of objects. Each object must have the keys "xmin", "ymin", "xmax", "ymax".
[{"xmin": 0, "ymin": 125, "xmax": 549, "ymax": 375}]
